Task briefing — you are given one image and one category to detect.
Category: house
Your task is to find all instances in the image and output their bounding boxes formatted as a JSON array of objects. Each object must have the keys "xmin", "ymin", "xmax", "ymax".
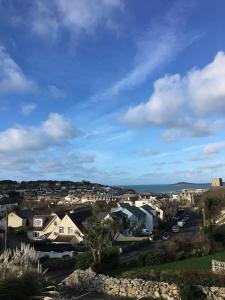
[
  {"xmin": 111, "ymin": 210, "xmax": 130, "ymax": 235},
  {"xmin": 111, "ymin": 203, "xmax": 146, "ymax": 231},
  {"xmin": 7, "ymin": 207, "xmax": 52, "ymax": 229},
  {"xmin": 28, "ymin": 214, "xmax": 61, "ymax": 241},
  {"xmin": 28, "ymin": 206, "xmax": 93, "ymax": 244},
  {"xmin": 140, "ymin": 204, "xmax": 157, "ymax": 231},
  {"xmin": 48, "ymin": 214, "xmax": 83, "ymax": 244},
  {"xmin": 0, "ymin": 197, "xmax": 18, "ymax": 216},
  {"xmin": 8, "ymin": 212, "xmax": 26, "ymax": 228}
]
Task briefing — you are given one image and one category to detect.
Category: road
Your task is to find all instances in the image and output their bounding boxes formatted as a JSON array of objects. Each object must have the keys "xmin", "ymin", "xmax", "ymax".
[{"xmin": 120, "ymin": 208, "xmax": 202, "ymax": 263}]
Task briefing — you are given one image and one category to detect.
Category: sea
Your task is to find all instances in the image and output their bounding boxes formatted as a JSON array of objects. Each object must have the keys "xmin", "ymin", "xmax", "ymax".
[{"xmin": 119, "ymin": 183, "xmax": 210, "ymax": 193}]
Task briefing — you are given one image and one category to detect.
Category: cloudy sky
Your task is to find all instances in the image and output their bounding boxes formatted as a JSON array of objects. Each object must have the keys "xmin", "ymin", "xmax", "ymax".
[{"xmin": 0, "ymin": 0, "xmax": 225, "ymax": 184}]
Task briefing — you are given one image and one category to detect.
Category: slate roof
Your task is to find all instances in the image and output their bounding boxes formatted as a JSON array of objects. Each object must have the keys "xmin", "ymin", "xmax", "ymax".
[
  {"xmin": 58, "ymin": 206, "xmax": 93, "ymax": 231},
  {"xmin": 111, "ymin": 210, "xmax": 128, "ymax": 219},
  {"xmin": 141, "ymin": 204, "xmax": 156, "ymax": 216},
  {"xmin": 120, "ymin": 203, "xmax": 145, "ymax": 219},
  {"xmin": 0, "ymin": 198, "xmax": 18, "ymax": 205},
  {"xmin": 53, "ymin": 235, "xmax": 74, "ymax": 243},
  {"xmin": 29, "ymin": 215, "xmax": 57, "ymax": 231}
]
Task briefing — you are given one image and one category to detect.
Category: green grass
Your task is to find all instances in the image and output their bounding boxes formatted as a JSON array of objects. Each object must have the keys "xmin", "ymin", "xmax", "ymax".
[{"xmin": 111, "ymin": 251, "xmax": 225, "ymax": 276}]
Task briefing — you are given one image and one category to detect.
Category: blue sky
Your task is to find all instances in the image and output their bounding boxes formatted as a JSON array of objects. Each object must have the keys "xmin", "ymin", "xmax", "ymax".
[{"xmin": 0, "ymin": 0, "xmax": 225, "ymax": 185}]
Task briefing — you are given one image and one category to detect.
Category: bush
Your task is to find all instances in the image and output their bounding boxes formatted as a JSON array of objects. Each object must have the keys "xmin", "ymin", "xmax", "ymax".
[
  {"xmin": 102, "ymin": 247, "xmax": 119, "ymax": 266},
  {"xmin": 76, "ymin": 251, "xmax": 93, "ymax": 270},
  {"xmin": 0, "ymin": 270, "xmax": 51, "ymax": 300},
  {"xmin": 138, "ymin": 250, "xmax": 174, "ymax": 267},
  {"xmin": 122, "ymin": 269, "xmax": 160, "ymax": 281},
  {"xmin": 33, "ymin": 241, "xmax": 75, "ymax": 252},
  {"xmin": 43, "ymin": 256, "xmax": 76, "ymax": 271},
  {"xmin": 118, "ymin": 239, "xmax": 151, "ymax": 254}
]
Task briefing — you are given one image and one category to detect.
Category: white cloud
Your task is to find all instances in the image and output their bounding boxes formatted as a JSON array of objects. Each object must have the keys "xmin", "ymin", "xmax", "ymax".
[
  {"xmin": 21, "ymin": 103, "xmax": 37, "ymax": 116},
  {"xmin": 90, "ymin": 3, "xmax": 195, "ymax": 101},
  {"xmin": 123, "ymin": 51, "xmax": 225, "ymax": 141},
  {"xmin": 0, "ymin": 46, "xmax": 37, "ymax": 93},
  {"xmin": 47, "ymin": 85, "xmax": 66, "ymax": 99},
  {"xmin": 189, "ymin": 52, "xmax": 225, "ymax": 116},
  {"xmin": 143, "ymin": 149, "xmax": 159, "ymax": 157},
  {"xmin": 0, "ymin": 113, "xmax": 78, "ymax": 153},
  {"xmin": 188, "ymin": 142, "xmax": 225, "ymax": 161},
  {"xmin": 31, "ymin": 0, "xmax": 123, "ymax": 40}
]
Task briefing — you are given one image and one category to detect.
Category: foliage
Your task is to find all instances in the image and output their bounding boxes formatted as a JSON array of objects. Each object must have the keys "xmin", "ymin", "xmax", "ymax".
[
  {"xmin": 0, "ymin": 243, "xmax": 56, "ymax": 299},
  {"xmin": 200, "ymin": 189, "xmax": 225, "ymax": 224},
  {"xmin": 0, "ymin": 243, "xmax": 41, "ymax": 280},
  {"xmin": 76, "ymin": 251, "xmax": 93, "ymax": 270},
  {"xmin": 116, "ymin": 239, "xmax": 151, "ymax": 254},
  {"xmin": 33, "ymin": 240, "xmax": 75, "ymax": 252},
  {"xmin": 0, "ymin": 270, "xmax": 53, "ymax": 300},
  {"xmin": 82, "ymin": 208, "xmax": 120, "ymax": 265},
  {"xmin": 138, "ymin": 250, "xmax": 174, "ymax": 267},
  {"xmin": 42, "ymin": 256, "xmax": 76, "ymax": 271},
  {"xmin": 76, "ymin": 247, "xmax": 120, "ymax": 272}
]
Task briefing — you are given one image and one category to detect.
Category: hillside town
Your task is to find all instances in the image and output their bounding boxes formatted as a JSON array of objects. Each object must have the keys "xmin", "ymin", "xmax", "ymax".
[
  {"xmin": 0, "ymin": 179, "xmax": 210, "ymax": 248},
  {"xmin": 1, "ymin": 1, "xmax": 225, "ymax": 299}
]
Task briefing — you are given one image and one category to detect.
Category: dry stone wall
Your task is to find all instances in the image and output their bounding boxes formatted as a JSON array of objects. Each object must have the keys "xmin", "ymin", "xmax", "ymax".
[
  {"xmin": 61, "ymin": 269, "xmax": 225, "ymax": 300},
  {"xmin": 62, "ymin": 269, "xmax": 179, "ymax": 299}
]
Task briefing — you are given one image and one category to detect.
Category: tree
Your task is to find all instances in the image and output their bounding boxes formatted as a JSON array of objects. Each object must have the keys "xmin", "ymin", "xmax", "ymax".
[
  {"xmin": 199, "ymin": 189, "xmax": 225, "ymax": 225},
  {"xmin": 82, "ymin": 209, "xmax": 120, "ymax": 267}
]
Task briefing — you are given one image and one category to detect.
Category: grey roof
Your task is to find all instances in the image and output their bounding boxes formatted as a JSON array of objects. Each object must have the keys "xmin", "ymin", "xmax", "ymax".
[
  {"xmin": 111, "ymin": 210, "xmax": 128, "ymax": 219},
  {"xmin": 0, "ymin": 198, "xmax": 18, "ymax": 205},
  {"xmin": 120, "ymin": 203, "xmax": 145, "ymax": 219},
  {"xmin": 141, "ymin": 204, "xmax": 155, "ymax": 216}
]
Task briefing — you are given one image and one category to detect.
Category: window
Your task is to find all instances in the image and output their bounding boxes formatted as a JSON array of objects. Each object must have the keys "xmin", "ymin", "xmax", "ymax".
[
  {"xmin": 59, "ymin": 226, "xmax": 64, "ymax": 233},
  {"xmin": 34, "ymin": 218, "xmax": 42, "ymax": 227},
  {"xmin": 68, "ymin": 227, "xmax": 73, "ymax": 234},
  {"xmin": 33, "ymin": 232, "xmax": 39, "ymax": 238}
]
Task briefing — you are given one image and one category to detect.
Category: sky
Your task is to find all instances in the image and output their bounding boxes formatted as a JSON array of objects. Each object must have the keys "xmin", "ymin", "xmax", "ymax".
[{"xmin": 0, "ymin": 0, "xmax": 225, "ymax": 185}]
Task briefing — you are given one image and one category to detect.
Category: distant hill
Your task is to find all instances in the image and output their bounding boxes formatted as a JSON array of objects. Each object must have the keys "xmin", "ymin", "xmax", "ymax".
[{"xmin": 173, "ymin": 182, "xmax": 195, "ymax": 185}]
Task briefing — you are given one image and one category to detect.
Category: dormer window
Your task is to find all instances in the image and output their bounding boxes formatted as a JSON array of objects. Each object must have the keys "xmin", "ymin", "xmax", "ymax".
[{"xmin": 34, "ymin": 218, "xmax": 43, "ymax": 227}]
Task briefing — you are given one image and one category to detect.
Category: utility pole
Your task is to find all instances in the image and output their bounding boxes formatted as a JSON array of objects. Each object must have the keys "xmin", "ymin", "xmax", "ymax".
[
  {"xmin": 202, "ymin": 207, "xmax": 206, "ymax": 227},
  {"xmin": 4, "ymin": 209, "xmax": 8, "ymax": 251}
]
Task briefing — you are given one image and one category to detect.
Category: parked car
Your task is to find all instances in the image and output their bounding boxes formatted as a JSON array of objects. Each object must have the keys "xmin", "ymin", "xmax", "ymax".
[
  {"xmin": 141, "ymin": 228, "xmax": 151, "ymax": 235},
  {"xmin": 177, "ymin": 221, "xmax": 185, "ymax": 227}
]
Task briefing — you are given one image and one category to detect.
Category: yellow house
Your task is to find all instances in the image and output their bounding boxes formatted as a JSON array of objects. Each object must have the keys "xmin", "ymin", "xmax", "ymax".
[
  {"xmin": 8, "ymin": 212, "xmax": 25, "ymax": 228},
  {"xmin": 48, "ymin": 214, "xmax": 83, "ymax": 244},
  {"xmin": 28, "ymin": 214, "xmax": 61, "ymax": 241}
]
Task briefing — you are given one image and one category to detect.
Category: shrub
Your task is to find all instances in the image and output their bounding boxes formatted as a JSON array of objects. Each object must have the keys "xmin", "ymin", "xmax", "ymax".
[
  {"xmin": 0, "ymin": 270, "xmax": 53, "ymax": 300},
  {"xmin": 138, "ymin": 250, "xmax": 174, "ymax": 267},
  {"xmin": 122, "ymin": 269, "xmax": 160, "ymax": 281},
  {"xmin": 43, "ymin": 256, "xmax": 76, "ymax": 271},
  {"xmin": 76, "ymin": 251, "xmax": 93, "ymax": 270},
  {"xmin": 118, "ymin": 239, "xmax": 151, "ymax": 254},
  {"xmin": 102, "ymin": 247, "xmax": 119, "ymax": 267}
]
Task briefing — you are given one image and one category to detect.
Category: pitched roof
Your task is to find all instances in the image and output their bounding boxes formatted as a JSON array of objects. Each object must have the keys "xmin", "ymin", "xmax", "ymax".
[
  {"xmin": 120, "ymin": 203, "xmax": 145, "ymax": 218},
  {"xmin": 0, "ymin": 197, "xmax": 18, "ymax": 205},
  {"xmin": 53, "ymin": 235, "xmax": 74, "ymax": 243},
  {"xmin": 111, "ymin": 210, "xmax": 128, "ymax": 219},
  {"xmin": 29, "ymin": 215, "xmax": 57, "ymax": 231},
  {"xmin": 141, "ymin": 204, "xmax": 155, "ymax": 216},
  {"xmin": 58, "ymin": 206, "xmax": 93, "ymax": 230}
]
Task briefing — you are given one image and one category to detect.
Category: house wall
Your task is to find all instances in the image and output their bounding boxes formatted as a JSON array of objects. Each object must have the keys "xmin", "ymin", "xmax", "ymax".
[
  {"xmin": 48, "ymin": 215, "xmax": 83, "ymax": 243},
  {"xmin": 28, "ymin": 215, "xmax": 61, "ymax": 241},
  {"xmin": 139, "ymin": 208, "xmax": 153, "ymax": 232},
  {"xmin": 8, "ymin": 212, "xmax": 24, "ymax": 228}
]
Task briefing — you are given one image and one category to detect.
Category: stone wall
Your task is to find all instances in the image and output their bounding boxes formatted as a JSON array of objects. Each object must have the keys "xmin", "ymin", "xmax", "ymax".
[
  {"xmin": 62, "ymin": 269, "xmax": 179, "ymax": 299},
  {"xmin": 61, "ymin": 269, "xmax": 225, "ymax": 300},
  {"xmin": 212, "ymin": 259, "xmax": 225, "ymax": 273}
]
